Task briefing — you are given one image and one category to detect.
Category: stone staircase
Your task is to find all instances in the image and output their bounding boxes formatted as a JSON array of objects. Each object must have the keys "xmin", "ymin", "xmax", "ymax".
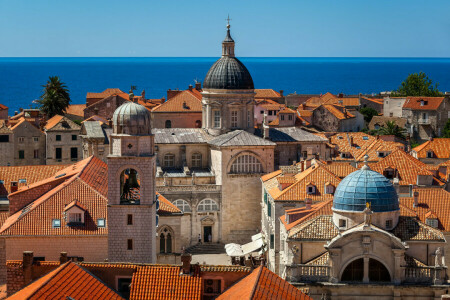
[{"xmin": 184, "ymin": 243, "xmax": 226, "ymax": 255}]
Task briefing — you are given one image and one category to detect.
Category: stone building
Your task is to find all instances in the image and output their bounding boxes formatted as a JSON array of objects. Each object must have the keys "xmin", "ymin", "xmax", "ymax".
[
  {"xmin": 383, "ymin": 96, "xmax": 406, "ymax": 117},
  {"xmin": 107, "ymin": 100, "xmax": 157, "ymax": 263},
  {"xmin": 44, "ymin": 115, "xmax": 82, "ymax": 165},
  {"xmin": 277, "ymin": 159, "xmax": 448, "ymax": 299},
  {"xmin": 80, "ymin": 120, "xmax": 112, "ymax": 162},
  {"xmin": 368, "ymin": 116, "xmax": 406, "ymax": 131},
  {"xmin": 5, "ymin": 118, "xmax": 46, "ymax": 166},
  {"xmin": 402, "ymin": 96, "xmax": 450, "ymax": 141},
  {"xmin": 359, "ymin": 95, "xmax": 384, "ymax": 113},
  {"xmin": 311, "ymin": 104, "xmax": 364, "ymax": 132},
  {"xmin": 151, "ymin": 87, "xmax": 202, "ymax": 129},
  {"xmin": 0, "ymin": 104, "xmax": 8, "ymax": 120}
]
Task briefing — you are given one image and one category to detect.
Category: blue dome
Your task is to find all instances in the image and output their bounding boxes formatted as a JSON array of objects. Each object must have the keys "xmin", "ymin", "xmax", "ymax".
[{"xmin": 333, "ymin": 167, "xmax": 399, "ymax": 213}]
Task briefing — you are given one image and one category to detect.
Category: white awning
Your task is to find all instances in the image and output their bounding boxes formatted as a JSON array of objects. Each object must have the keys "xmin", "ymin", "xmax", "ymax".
[
  {"xmin": 225, "ymin": 243, "xmax": 244, "ymax": 257},
  {"xmin": 251, "ymin": 233, "xmax": 263, "ymax": 241},
  {"xmin": 242, "ymin": 238, "xmax": 264, "ymax": 255}
]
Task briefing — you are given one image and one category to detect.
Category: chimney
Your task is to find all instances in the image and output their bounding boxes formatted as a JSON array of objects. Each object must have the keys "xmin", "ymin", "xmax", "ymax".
[
  {"xmin": 413, "ymin": 191, "xmax": 419, "ymax": 207},
  {"xmin": 279, "ymin": 90, "xmax": 284, "ymax": 97},
  {"xmin": 181, "ymin": 252, "xmax": 192, "ymax": 275},
  {"xmin": 141, "ymin": 89, "xmax": 146, "ymax": 100},
  {"xmin": 10, "ymin": 181, "xmax": 18, "ymax": 193},
  {"xmin": 305, "ymin": 198, "xmax": 312, "ymax": 210},
  {"xmin": 300, "ymin": 162, "xmax": 304, "ymax": 172},
  {"xmin": 60, "ymin": 252, "xmax": 68, "ymax": 265},
  {"xmin": 339, "ymin": 93, "xmax": 344, "ymax": 98},
  {"xmin": 23, "ymin": 251, "xmax": 33, "ymax": 286},
  {"xmin": 350, "ymin": 136, "xmax": 354, "ymax": 146},
  {"xmin": 195, "ymin": 82, "xmax": 202, "ymax": 91},
  {"xmin": 188, "ymin": 84, "xmax": 193, "ymax": 91},
  {"xmin": 14, "ymin": 111, "xmax": 18, "ymax": 116}
]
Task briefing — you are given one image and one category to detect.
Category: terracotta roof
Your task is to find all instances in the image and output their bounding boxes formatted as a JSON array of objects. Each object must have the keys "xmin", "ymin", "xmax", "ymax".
[
  {"xmin": 297, "ymin": 109, "xmax": 313, "ymax": 117},
  {"xmin": 217, "ymin": 266, "xmax": 311, "ymax": 300},
  {"xmin": 86, "ymin": 88, "xmax": 127, "ymax": 99},
  {"xmin": 65, "ymin": 104, "xmax": 86, "ymax": 117},
  {"xmin": 129, "ymin": 266, "xmax": 201, "ymax": 300},
  {"xmin": 403, "ymin": 97, "xmax": 444, "ymax": 110},
  {"xmin": 369, "ymin": 150, "xmax": 444, "ymax": 186},
  {"xmin": 257, "ymin": 99, "xmax": 285, "ymax": 111},
  {"xmin": 8, "ymin": 261, "xmax": 123, "ymax": 300},
  {"xmin": 264, "ymin": 164, "xmax": 341, "ymax": 202},
  {"xmin": 278, "ymin": 107, "xmax": 296, "ymax": 114},
  {"xmin": 268, "ymin": 117, "xmax": 280, "ymax": 126},
  {"xmin": 254, "ymin": 89, "xmax": 282, "ymax": 99},
  {"xmin": 390, "ymin": 216, "xmax": 445, "ymax": 241},
  {"xmin": 399, "ymin": 188, "xmax": 450, "ymax": 232},
  {"xmin": 0, "ymin": 103, "xmax": 7, "ymax": 110},
  {"xmin": 64, "ymin": 199, "xmax": 87, "ymax": 211},
  {"xmin": 0, "ymin": 156, "xmax": 108, "ymax": 236},
  {"xmin": 261, "ymin": 170, "xmax": 282, "ymax": 182},
  {"xmin": 361, "ymin": 96, "xmax": 384, "ymax": 105},
  {"xmin": 152, "ymin": 90, "xmax": 202, "ymax": 113},
  {"xmin": 44, "ymin": 115, "xmax": 80, "ymax": 131},
  {"xmin": 288, "ymin": 215, "xmax": 338, "ymax": 240},
  {"xmin": 413, "ymin": 138, "xmax": 450, "ymax": 159},
  {"xmin": 157, "ymin": 192, "xmax": 181, "ymax": 214},
  {"xmin": 0, "ymin": 164, "xmax": 68, "ymax": 196},
  {"xmin": 319, "ymin": 161, "xmax": 357, "ymax": 178},
  {"xmin": 82, "ymin": 115, "xmax": 109, "ymax": 124},
  {"xmin": 322, "ymin": 104, "xmax": 355, "ymax": 120}
]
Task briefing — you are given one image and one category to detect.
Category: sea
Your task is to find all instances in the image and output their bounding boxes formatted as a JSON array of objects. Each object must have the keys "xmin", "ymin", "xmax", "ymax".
[{"xmin": 1, "ymin": 57, "xmax": 450, "ymax": 113}]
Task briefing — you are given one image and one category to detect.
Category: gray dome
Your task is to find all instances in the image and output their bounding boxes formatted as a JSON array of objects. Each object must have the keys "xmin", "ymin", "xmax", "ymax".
[
  {"xmin": 203, "ymin": 57, "xmax": 254, "ymax": 90},
  {"xmin": 112, "ymin": 101, "xmax": 151, "ymax": 135},
  {"xmin": 333, "ymin": 167, "xmax": 399, "ymax": 213}
]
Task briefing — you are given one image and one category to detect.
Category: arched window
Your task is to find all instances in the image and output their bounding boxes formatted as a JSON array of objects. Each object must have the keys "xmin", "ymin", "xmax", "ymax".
[
  {"xmin": 165, "ymin": 120, "xmax": 172, "ymax": 128},
  {"xmin": 159, "ymin": 227, "xmax": 174, "ymax": 254},
  {"xmin": 341, "ymin": 258, "xmax": 363, "ymax": 282},
  {"xmin": 230, "ymin": 154, "xmax": 263, "ymax": 174},
  {"xmin": 163, "ymin": 153, "xmax": 175, "ymax": 168},
  {"xmin": 172, "ymin": 199, "xmax": 191, "ymax": 212},
  {"xmin": 198, "ymin": 199, "xmax": 219, "ymax": 212},
  {"xmin": 192, "ymin": 153, "xmax": 202, "ymax": 168},
  {"xmin": 195, "ymin": 120, "xmax": 201, "ymax": 128},
  {"xmin": 120, "ymin": 168, "xmax": 140, "ymax": 204}
]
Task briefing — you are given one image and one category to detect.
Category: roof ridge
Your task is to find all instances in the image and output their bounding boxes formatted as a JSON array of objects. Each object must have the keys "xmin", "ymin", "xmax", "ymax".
[
  {"xmin": 22, "ymin": 261, "xmax": 70, "ymax": 299},
  {"xmin": 249, "ymin": 266, "xmax": 264, "ymax": 300}
]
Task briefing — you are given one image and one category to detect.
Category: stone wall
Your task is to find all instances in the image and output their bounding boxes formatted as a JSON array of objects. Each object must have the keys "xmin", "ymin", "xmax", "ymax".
[
  {"xmin": 156, "ymin": 144, "xmax": 210, "ymax": 169},
  {"xmin": 311, "ymin": 106, "xmax": 340, "ymax": 132},
  {"xmin": 384, "ymin": 97, "xmax": 406, "ymax": 118},
  {"xmin": 46, "ymin": 130, "xmax": 82, "ymax": 165},
  {"xmin": 152, "ymin": 112, "xmax": 202, "ymax": 129},
  {"xmin": 0, "ymin": 133, "xmax": 14, "ymax": 166},
  {"xmin": 84, "ymin": 95, "xmax": 128, "ymax": 120},
  {"xmin": 12, "ymin": 121, "xmax": 46, "ymax": 166}
]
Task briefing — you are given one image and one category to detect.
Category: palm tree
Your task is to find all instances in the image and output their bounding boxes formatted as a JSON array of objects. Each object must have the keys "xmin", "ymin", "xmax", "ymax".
[
  {"xmin": 37, "ymin": 76, "xmax": 71, "ymax": 118},
  {"xmin": 378, "ymin": 121, "xmax": 407, "ymax": 139}
]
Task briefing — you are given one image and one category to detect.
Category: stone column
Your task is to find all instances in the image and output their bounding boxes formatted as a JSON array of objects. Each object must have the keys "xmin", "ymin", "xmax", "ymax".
[
  {"xmin": 328, "ymin": 249, "xmax": 341, "ymax": 283},
  {"xmin": 392, "ymin": 249, "xmax": 404, "ymax": 284},
  {"xmin": 363, "ymin": 256, "xmax": 370, "ymax": 283}
]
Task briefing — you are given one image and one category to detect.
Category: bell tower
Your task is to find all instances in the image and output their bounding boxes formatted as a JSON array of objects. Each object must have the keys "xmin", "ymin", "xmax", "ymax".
[{"xmin": 107, "ymin": 94, "xmax": 156, "ymax": 263}]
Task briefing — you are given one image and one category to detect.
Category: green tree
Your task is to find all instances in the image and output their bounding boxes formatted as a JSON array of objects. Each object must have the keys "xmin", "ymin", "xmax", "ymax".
[
  {"xmin": 378, "ymin": 121, "xmax": 407, "ymax": 139},
  {"xmin": 37, "ymin": 76, "xmax": 71, "ymax": 118},
  {"xmin": 360, "ymin": 107, "xmax": 379, "ymax": 123},
  {"xmin": 442, "ymin": 119, "xmax": 450, "ymax": 138},
  {"xmin": 393, "ymin": 72, "xmax": 442, "ymax": 97}
]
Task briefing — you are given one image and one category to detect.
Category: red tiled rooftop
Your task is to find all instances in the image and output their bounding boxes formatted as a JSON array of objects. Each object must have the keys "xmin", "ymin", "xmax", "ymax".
[
  {"xmin": 403, "ymin": 96, "xmax": 444, "ymax": 110},
  {"xmin": 152, "ymin": 90, "xmax": 202, "ymax": 113},
  {"xmin": 8, "ymin": 261, "xmax": 123, "ymax": 300},
  {"xmin": 217, "ymin": 266, "xmax": 311, "ymax": 300},
  {"xmin": 65, "ymin": 104, "xmax": 86, "ymax": 117},
  {"xmin": 413, "ymin": 138, "xmax": 450, "ymax": 159},
  {"xmin": 254, "ymin": 89, "xmax": 282, "ymax": 99}
]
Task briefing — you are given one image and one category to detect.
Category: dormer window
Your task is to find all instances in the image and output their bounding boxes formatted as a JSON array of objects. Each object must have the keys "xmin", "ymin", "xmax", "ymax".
[
  {"xmin": 383, "ymin": 168, "xmax": 395, "ymax": 179},
  {"xmin": 426, "ymin": 218, "xmax": 438, "ymax": 228},
  {"xmin": 339, "ymin": 219, "xmax": 346, "ymax": 229},
  {"xmin": 52, "ymin": 219, "xmax": 61, "ymax": 228},
  {"xmin": 306, "ymin": 184, "xmax": 316, "ymax": 195},
  {"xmin": 97, "ymin": 218, "xmax": 106, "ymax": 227},
  {"xmin": 420, "ymin": 100, "xmax": 425, "ymax": 106},
  {"xmin": 427, "ymin": 151, "xmax": 433, "ymax": 158},
  {"xmin": 325, "ymin": 183, "xmax": 334, "ymax": 194},
  {"xmin": 377, "ymin": 151, "xmax": 390, "ymax": 158},
  {"xmin": 64, "ymin": 200, "xmax": 86, "ymax": 224},
  {"xmin": 385, "ymin": 219, "xmax": 393, "ymax": 229}
]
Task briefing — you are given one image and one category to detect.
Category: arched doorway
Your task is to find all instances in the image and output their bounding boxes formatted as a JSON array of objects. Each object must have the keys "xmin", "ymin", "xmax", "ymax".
[
  {"xmin": 341, "ymin": 258, "xmax": 363, "ymax": 282},
  {"xmin": 165, "ymin": 120, "xmax": 172, "ymax": 128},
  {"xmin": 341, "ymin": 258, "xmax": 391, "ymax": 282},
  {"xmin": 369, "ymin": 258, "xmax": 391, "ymax": 282}
]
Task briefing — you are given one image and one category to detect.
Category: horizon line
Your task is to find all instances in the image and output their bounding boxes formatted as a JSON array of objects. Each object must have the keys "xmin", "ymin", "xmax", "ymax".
[{"xmin": 1, "ymin": 56, "xmax": 450, "ymax": 59}]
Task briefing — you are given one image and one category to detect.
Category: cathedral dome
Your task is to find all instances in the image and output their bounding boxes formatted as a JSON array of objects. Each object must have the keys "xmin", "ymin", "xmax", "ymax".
[
  {"xmin": 203, "ymin": 23, "xmax": 254, "ymax": 90},
  {"xmin": 203, "ymin": 57, "xmax": 254, "ymax": 90},
  {"xmin": 333, "ymin": 163, "xmax": 399, "ymax": 213},
  {"xmin": 112, "ymin": 101, "xmax": 151, "ymax": 135}
]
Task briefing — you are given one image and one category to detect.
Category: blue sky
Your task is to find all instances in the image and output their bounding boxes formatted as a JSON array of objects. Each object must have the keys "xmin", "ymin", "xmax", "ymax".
[{"xmin": 1, "ymin": 0, "xmax": 449, "ymax": 57}]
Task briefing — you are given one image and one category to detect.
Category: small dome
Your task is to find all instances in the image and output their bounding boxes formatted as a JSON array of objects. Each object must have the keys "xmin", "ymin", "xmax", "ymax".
[
  {"xmin": 333, "ymin": 167, "xmax": 399, "ymax": 213},
  {"xmin": 112, "ymin": 101, "xmax": 151, "ymax": 135},
  {"xmin": 203, "ymin": 57, "xmax": 254, "ymax": 90}
]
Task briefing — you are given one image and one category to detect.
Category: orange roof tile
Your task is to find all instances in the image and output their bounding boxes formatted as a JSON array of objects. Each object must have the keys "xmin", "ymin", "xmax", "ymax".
[
  {"xmin": 8, "ymin": 261, "xmax": 123, "ymax": 300},
  {"xmin": 369, "ymin": 150, "xmax": 444, "ymax": 186},
  {"xmin": 268, "ymin": 117, "xmax": 279, "ymax": 126},
  {"xmin": 413, "ymin": 138, "xmax": 450, "ymax": 159},
  {"xmin": 0, "ymin": 103, "xmax": 7, "ymax": 110},
  {"xmin": 403, "ymin": 97, "xmax": 444, "ymax": 110},
  {"xmin": 65, "ymin": 104, "xmax": 86, "ymax": 117},
  {"xmin": 261, "ymin": 170, "xmax": 282, "ymax": 182},
  {"xmin": 157, "ymin": 192, "xmax": 181, "ymax": 214},
  {"xmin": 322, "ymin": 104, "xmax": 355, "ymax": 120},
  {"xmin": 254, "ymin": 89, "xmax": 282, "ymax": 99},
  {"xmin": 0, "ymin": 164, "xmax": 68, "ymax": 196},
  {"xmin": 43, "ymin": 115, "xmax": 63, "ymax": 130},
  {"xmin": 86, "ymin": 88, "xmax": 127, "ymax": 99},
  {"xmin": 152, "ymin": 90, "xmax": 202, "ymax": 113},
  {"xmin": 399, "ymin": 188, "xmax": 450, "ymax": 232},
  {"xmin": 129, "ymin": 266, "xmax": 201, "ymax": 300},
  {"xmin": 82, "ymin": 115, "xmax": 109, "ymax": 124},
  {"xmin": 217, "ymin": 266, "xmax": 311, "ymax": 300},
  {"xmin": 278, "ymin": 107, "xmax": 296, "ymax": 114}
]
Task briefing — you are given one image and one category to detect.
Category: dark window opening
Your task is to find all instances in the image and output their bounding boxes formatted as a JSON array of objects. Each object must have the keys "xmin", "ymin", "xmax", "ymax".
[
  {"xmin": 165, "ymin": 120, "xmax": 172, "ymax": 128},
  {"xmin": 127, "ymin": 214, "xmax": 133, "ymax": 225},
  {"xmin": 34, "ymin": 149, "xmax": 39, "ymax": 159},
  {"xmin": 270, "ymin": 234, "xmax": 274, "ymax": 249},
  {"xmin": 127, "ymin": 239, "xmax": 133, "ymax": 250},
  {"xmin": 55, "ymin": 148, "xmax": 62, "ymax": 159},
  {"xmin": 369, "ymin": 259, "xmax": 391, "ymax": 282},
  {"xmin": 56, "ymin": 135, "xmax": 61, "ymax": 141},
  {"xmin": 341, "ymin": 258, "xmax": 364, "ymax": 282},
  {"xmin": 72, "ymin": 135, "xmax": 77, "ymax": 140},
  {"xmin": 117, "ymin": 277, "xmax": 132, "ymax": 299},
  {"xmin": 204, "ymin": 279, "xmax": 221, "ymax": 295},
  {"xmin": 71, "ymin": 148, "xmax": 78, "ymax": 160},
  {"xmin": 0, "ymin": 135, "xmax": 9, "ymax": 143},
  {"xmin": 18, "ymin": 150, "xmax": 24, "ymax": 159}
]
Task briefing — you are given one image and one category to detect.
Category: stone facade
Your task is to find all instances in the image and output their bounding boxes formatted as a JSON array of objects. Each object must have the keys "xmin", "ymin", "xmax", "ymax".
[
  {"xmin": 84, "ymin": 95, "xmax": 129, "ymax": 120},
  {"xmin": 45, "ymin": 129, "xmax": 82, "ymax": 165},
  {"xmin": 11, "ymin": 120, "xmax": 46, "ymax": 166},
  {"xmin": 311, "ymin": 105, "xmax": 364, "ymax": 132},
  {"xmin": 152, "ymin": 112, "xmax": 202, "ymax": 129},
  {"xmin": 384, "ymin": 97, "xmax": 406, "ymax": 117}
]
